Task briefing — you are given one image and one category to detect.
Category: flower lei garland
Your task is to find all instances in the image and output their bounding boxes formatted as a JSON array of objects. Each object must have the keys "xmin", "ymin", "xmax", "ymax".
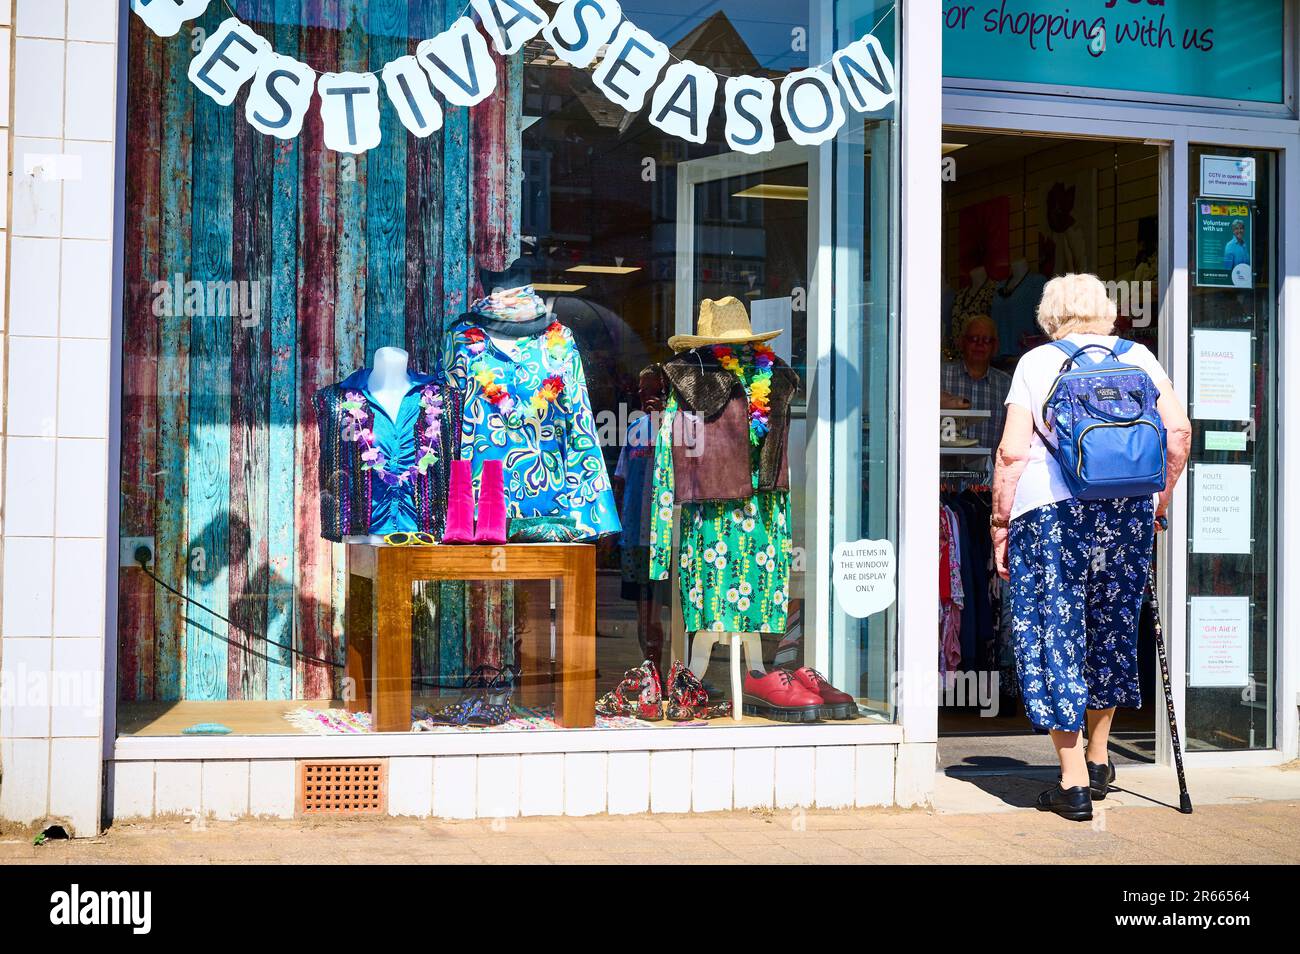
[
  {"xmin": 712, "ymin": 342, "xmax": 775, "ymax": 446},
  {"xmin": 462, "ymin": 323, "xmax": 569, "ymax": 425},
  {"xmin": 342, "ymin": 384, "xmax": 442, "ymax": 486}
]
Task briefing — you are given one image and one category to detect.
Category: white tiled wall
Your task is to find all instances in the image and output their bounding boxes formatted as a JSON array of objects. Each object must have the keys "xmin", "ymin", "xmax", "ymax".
[
  {"xmin": 104, "ymin": 745, "xmax": 907, "ymax": 823},
  {"xmin": 0, "ymin": 1, "xmax": 119, "ymax": 837}
]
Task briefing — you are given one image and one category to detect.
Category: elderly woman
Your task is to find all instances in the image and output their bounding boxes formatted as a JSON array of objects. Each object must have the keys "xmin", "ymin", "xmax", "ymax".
[{"xmin": 991, "ymin": 273, "xmax": 1192, "ymax": 821}]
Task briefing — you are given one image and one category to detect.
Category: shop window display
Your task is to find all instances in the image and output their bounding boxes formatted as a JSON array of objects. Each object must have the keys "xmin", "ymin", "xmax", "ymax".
[{"xmin": 116, "ymin": 0, "xmax": 899, "ymax": 736}]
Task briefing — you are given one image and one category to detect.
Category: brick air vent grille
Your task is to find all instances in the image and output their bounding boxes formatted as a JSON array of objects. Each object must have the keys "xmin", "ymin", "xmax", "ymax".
[{"xmin": 298, "ymin": 760, "xmax": 388, "ymax": 815}]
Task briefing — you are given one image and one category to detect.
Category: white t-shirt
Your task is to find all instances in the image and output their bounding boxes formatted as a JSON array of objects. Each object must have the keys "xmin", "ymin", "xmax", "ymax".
[{"xmin": 1004, "ymin": 334, "xmax": 1169, "ymax": 521}]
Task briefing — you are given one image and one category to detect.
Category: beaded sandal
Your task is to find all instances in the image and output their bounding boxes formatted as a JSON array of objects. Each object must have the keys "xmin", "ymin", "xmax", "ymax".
[{"xmin": 426, "ymin": 665, "xmax": 516, "ymax": 727}]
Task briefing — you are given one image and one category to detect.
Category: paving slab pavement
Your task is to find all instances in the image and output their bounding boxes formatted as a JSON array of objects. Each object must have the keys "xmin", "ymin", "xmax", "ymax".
[
  {"xmin": 935, "ymin": 761, "xmax": 1300, "ymax": 814},
  {"xmin": 3, "ymin": 764, "xmax": 1294, "ymax": 866}
]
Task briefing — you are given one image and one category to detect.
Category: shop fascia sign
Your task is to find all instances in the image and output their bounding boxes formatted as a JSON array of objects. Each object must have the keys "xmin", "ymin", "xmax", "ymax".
[{"xmin": 132, "ymin": 0, "xmax": 895, "ymax": 155}]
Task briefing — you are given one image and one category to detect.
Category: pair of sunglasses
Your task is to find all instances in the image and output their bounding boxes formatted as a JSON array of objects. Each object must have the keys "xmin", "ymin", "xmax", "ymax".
[
  {"xmin": 383, "ymin": 531, "xmax": 437, "ymax": 547},
  {"xmin": 964, "ymin": 334, "xmax": 996, "ymax": 345}
]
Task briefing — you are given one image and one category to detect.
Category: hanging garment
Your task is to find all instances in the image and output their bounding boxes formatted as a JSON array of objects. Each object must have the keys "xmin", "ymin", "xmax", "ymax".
[
  {"xmin": 313, "ymin": 367, "xmax": 462, "ymax": 542},
  {"xmin": 939, "ymin": 504, "xmax": 964, "ymax": 673},
  {"xmin": 446, "ymin": 316, "xmax": 619, "ymax": 540},
  {"xmin": 650, "ymin": 394, "xmax": 792, "ymax": 634},
  {"xmin": 642, "ymin": 347, "xmax": 799, "ymax": 503},
  {"xmin": 990, "ymin": 271, "xmax": 1048, "ymax": 358}
]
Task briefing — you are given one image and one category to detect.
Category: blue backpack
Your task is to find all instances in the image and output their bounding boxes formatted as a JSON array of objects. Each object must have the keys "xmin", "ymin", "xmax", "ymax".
[{"xmin": 1036, "ymin": 339, "xmax": 1167, "ymax": 500}]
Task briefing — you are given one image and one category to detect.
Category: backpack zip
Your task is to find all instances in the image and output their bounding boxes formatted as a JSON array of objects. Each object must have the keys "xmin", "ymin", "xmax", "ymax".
[
  {"xmin": 1040, "ymin": 366, "xmax": 1148, "ymax": 424},
  {"xmin": 1074, "ymin": 419, "xmax": 1164, "ymax": 478}
]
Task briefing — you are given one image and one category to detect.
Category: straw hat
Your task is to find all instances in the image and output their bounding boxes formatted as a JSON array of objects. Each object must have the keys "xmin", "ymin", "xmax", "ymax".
[{"xmin": 667, "ymin": 296, "xmax": 783, "ymax": 351}]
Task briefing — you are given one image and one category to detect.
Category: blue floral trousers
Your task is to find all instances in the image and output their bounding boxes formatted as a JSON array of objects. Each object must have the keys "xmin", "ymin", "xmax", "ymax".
[{"xmin": 1008, "ymin": 496, "xmax": 1154, "ymax": 731}]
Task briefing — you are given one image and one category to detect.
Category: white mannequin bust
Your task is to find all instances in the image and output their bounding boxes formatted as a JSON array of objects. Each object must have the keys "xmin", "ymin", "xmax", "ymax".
[
  {"xmin": 367, "ymin": 346, "xmax": 412, "ymax": 421},
  {"xmin": 345, "ymin": 346, "xmax": 414, "ymax": 547},
  {"xmin": 969, "ymin": 265, "xmax": 988, "ymax": 291},
  {"xmin": 1008, "ymin": 257, "xmax": 1029, "ymax": 283}
]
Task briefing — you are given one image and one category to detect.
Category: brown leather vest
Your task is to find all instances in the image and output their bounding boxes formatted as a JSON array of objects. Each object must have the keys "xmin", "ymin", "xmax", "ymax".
[{"xmin": 647, "ymin": 353, "xmax": 799, "ymax": 504}]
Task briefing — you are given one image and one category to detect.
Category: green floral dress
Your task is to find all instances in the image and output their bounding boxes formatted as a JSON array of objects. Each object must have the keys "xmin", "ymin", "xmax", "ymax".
[{"xmin": 649, "ymin": 392, "xmax": 793, "ymax": 635}]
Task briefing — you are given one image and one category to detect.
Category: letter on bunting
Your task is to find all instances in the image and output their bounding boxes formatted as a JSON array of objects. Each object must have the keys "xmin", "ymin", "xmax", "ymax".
[
  {"xmin": 779, "ymin": 66, "xmax": 845, "ymax": 147},
  {"xmin": 317, "ymin": 72, "xmax": 383, "ymax": 154},
  {"xmin": 245, "ymin": 52, "xmax": 315, "ymax": 139},
  {"xmin": 723, "ymin": 75, "xmax": 775, "ymax": 154},
  {"xmin": 188, "ymin": 18, "xmax": 269, "ymax": 107},
  {"xmin": 131, "ymin": 0, "xmax": 213, "ymax": 37},
  {"xmin": 417, "ymin": 16, "xmax": 499, "ymax": 107},
  {"xmin": 649, "ymin": 61, "xmax": 717, "ymax": 144},
  {"xmin": 831, "ymin": 35, "xmax": 895, "ymax": 113},
  {"xmin": 591, "ymin": 21, "xmax": 670, "ymax": 112},
  {"xmin": 382, "ymin": 55, "xmax": 444, "ymax": 138},
  {"xmin": 136, "ymin": 1, "xmax": 895, "ymax": 156},
  {"xmin": 470, "ymin": 0, "xmax": 550, "ymax": 56},
  {"xmin": 543, "ymin": 0, "xmax": 622, "ymax": 69}
]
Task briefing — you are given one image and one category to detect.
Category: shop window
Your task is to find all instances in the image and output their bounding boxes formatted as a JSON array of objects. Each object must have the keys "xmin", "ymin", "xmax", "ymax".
[
  {"xmin": 116, "ymin": 0, "xmax": 899, "ymax": 736},
  {"xmin": 1184, "ymin": 146, "xmax": 1278, "ymax": 750}
]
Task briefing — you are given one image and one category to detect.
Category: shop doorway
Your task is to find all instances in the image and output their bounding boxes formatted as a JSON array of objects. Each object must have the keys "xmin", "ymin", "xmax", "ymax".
[{"xmin": 937, "ymin": 129, "xmax": 1162, "ymax": 773}]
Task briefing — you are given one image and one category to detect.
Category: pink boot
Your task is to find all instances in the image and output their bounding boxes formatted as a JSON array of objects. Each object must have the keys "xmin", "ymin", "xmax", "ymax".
[
  {"xmin": 441, "ymin": 459, "xmax": 474, "ymax": 544},
  {"xmin": 473, "ymin": 459, "xmax": 508, "ymax": 544}
]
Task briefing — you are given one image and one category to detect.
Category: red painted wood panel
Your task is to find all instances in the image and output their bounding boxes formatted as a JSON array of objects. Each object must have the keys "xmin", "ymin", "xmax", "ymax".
[
  {"xmin": 118, "ymin": 1, "xmax": 524, "ymax": 704},
  {"xmin": 295, "ymin": 0, "xmax": 342, "ymax": 701},
  {"xmin": 119, "ymin": 14, "xmax": 162, "ymax": 702},
  {"xmin": 228, "ymin": 0, "xmax": 276, "ymax": 700}
]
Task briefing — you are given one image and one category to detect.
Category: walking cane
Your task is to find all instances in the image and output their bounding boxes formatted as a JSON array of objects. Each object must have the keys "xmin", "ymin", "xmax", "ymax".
[{"xmin": 1150, "ymin": 515, "xmax": 1193, "ymax": 814}]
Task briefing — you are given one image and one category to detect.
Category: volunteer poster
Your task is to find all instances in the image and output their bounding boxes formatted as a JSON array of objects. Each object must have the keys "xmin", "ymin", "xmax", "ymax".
[
  {"xmin": 1191, "ymin": 329, "xmax": 1253, "ymax": 422},
  {"xmin": 1189, "ymin": 596, "xmax": 1251, "ymax": 688},
  {"xmin": 1195, "ymin": 199, "xmax": 1252, "ymax": 288},
  {"xmin": 1192, "ymin": 463, "xmax": 1252, "ymax": 554}
]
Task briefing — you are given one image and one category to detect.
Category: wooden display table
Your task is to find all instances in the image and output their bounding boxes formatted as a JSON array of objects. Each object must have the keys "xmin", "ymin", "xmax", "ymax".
[{"xmin": 344, "ymin": 543, "xmax": 596, "ymax": 732}]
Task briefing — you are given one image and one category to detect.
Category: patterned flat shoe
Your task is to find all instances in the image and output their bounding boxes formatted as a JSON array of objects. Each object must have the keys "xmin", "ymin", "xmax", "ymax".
[
  {"xmin": 595, "ymin": 661, "xmax": 663, "ymax": 721},
  {"xmin": 665, "ymin": 660, "xmax": 731, "ymax": 721}
]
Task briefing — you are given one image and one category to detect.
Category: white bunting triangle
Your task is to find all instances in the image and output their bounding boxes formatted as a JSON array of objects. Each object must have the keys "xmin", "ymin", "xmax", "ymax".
[{"xmin": 133, "ymin": 2, "xmax": 895, "ymax": 155}]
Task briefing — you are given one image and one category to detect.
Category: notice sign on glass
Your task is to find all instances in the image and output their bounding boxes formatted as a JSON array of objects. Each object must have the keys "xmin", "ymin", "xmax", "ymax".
[
  {"xmin": 1195, "ymin": 200, "xmax": 1252, "ymax": 288},
  {"xmin": 1200, "ymin": 155, "xmax": 1256, "ymax": 200},
  {"xmin": 1192, "ymin": 329, "xmax": 1252, "ymax": 422},
  {"xmin": 1189, "ymin": 596, "xmax": 1250, "ymax": 688},
  {"xmin": 1192, "ymin": 464, "xmax": 1252, "ymax": 554}
]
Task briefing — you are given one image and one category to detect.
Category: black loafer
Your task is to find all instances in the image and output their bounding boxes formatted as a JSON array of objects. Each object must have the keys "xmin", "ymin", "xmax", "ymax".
[
  {"xmin": 1035, "ymin": 784, "xmax": 1093, "ymax": 822},
  {"xmin": 1087, "ymin": 759, "xmax": 1116, "ymax": 800}
]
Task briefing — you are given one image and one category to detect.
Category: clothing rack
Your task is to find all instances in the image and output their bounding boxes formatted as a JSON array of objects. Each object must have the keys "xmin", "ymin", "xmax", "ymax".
[{"xmin": 940, "ymin": 467, "xmax": 991, "ymax": 491}]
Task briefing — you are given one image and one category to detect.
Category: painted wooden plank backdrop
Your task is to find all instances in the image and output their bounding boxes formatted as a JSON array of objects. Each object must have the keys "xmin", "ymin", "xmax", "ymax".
[{"xmin": 118, "ymin": 0, "xmax": 522, "ymax": 702}]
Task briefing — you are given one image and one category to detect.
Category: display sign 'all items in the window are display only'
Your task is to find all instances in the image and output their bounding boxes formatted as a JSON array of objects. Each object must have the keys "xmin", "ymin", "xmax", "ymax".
[{"xmin": 131, "ymin": 0, "xmax": 896, "ymax": 155}]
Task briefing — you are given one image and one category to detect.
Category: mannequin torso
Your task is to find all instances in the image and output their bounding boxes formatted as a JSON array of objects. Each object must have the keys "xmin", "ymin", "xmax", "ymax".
[
  {"xmin": 367, "ymin": 346, "xmax": 414, "ymax": 420},
  {"xmin": 346, "ymin": 347, "xmax": 414, "ymax": 545}
]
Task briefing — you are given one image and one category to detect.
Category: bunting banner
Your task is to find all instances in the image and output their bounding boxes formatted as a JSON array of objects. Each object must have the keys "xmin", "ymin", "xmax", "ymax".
[{"xmin": 130, "ymin": 0, "xmax": 895, "ymax": 155}]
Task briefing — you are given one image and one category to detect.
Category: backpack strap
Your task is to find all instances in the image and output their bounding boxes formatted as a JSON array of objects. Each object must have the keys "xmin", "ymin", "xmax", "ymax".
[
  {"xmin": 1054, "ymin": 341, "xmax": 1118, "ymax": 370},
  {"xmin": 1050, "ymin": 340, "xmax": 1081, "ymax": 362},
  {"xmin": 1112, "ymin": 337, "xmax": 1135, "ymax": 356}
]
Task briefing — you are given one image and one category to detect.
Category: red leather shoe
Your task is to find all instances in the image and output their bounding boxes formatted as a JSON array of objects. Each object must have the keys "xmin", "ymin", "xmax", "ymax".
[
  {"xmin": 742, "ymin": 669, "xmax": 823, "ymax": 723},
  {"xmin": 791, "ymin": 667, "xmax": 857, "ymax": 720}
]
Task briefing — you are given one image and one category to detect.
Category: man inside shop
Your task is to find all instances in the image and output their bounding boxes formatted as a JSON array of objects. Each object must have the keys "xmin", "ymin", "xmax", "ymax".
[{"xmin": 940, "ymin": 314, "xmax": 1012, "ymax": 449}]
